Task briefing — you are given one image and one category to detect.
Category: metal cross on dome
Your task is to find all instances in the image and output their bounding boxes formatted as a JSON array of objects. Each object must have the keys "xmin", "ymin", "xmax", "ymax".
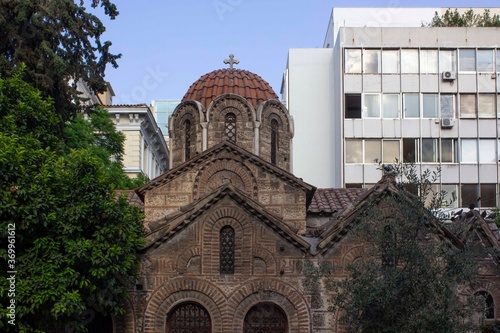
[{"xmin": 223, "ymin": 54, "xmax": 239, "ymax": 69}]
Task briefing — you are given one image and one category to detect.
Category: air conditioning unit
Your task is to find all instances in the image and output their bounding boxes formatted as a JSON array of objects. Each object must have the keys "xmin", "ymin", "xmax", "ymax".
[
  {"xmin": 441, "ymin": 118, "xmax": 455, "ymax": 128},
  {"xmin": 442, "ymin": 71, "xmax": 456, "ymax": 80}
]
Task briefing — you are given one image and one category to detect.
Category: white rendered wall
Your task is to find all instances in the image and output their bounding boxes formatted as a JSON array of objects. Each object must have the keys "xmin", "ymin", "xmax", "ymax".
[
  {"xmin": 286, "ymin": 48, "xmax": 336, "ymax": 187},
  {"xmin": 324, "ymin": 8, "xmax": 439, "ymax": 48}
]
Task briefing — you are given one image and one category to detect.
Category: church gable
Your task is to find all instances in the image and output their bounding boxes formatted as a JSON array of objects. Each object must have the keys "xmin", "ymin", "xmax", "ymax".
[
  {"xmin": 137, "ymin": 140, "xmax": 314, "ymax": 233},
  {"xmin": 139, "ymin": 185, "xmax": 309, "ymax": 289}
]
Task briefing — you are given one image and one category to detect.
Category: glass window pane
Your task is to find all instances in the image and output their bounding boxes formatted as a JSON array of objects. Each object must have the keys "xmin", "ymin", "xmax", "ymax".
[
  {"xmin": 442, "ymin": 184, "xmax": 458, "ymax": 208},
  {"xmin": 422, "ymin": 139, "xmax": 438, "ymax": 163},
  {"xmin": 364, "ymin": 94, "xmax": 381, "ymax": 117},
  {"xmin": 345, "ymin": 94, "xmax": 362, "ymax": 119},
  {"xmin": 364, "ymin": 49, "xmax": 381, "ymax": 74},
  {"xmin": 481, "ymin": 184, "xmax": 497, "ymax": 208},
  {"xmin": 424, "ymin": 184, "xmax": 440, "ymax": 208},
  {"xmin": 345, "ymin": 49, "xmax": 362, "ymax": 73},
  {"xmin": 383, "ymin": 140, "xmax": 400, "ymax": 163},
  {"xmin": 461, "ymin": 184, "xmax": 478, "ymax": 208},
  {"xmin": 404, "ymin": 93, "xmax": 420, "ymax": 118},
  {"xmin": 497, "ymin": 49, "xmax": 500, "ymax": 72},
  {"xmin": 382, "ymin": 94, "xmax": 400, "ymax": 118},
  {"xmin": 440, "ymin": 95, "xmax": 455, "ymax": 118},
  {"xmin": 420, "ymin": 49, "xmax": 438, "ymax": 74},
  {"xmin": 401, "ymin": 49, "xmax": 419, "ymax": 73},
  {"xmin": 477, "ymin": 49, "xmax": 494, "ymax": 72},
  {"xmin": 479, "ymin": 139, "xmax": 496, "ymax": 163},
  {"xmin": 460, "ymin": 94, "xmax": 476, "ymax": 118},
  {"xmin": 382, "ymin": 50, "xmax": 399, "ymax": 74},
  {"xmin": 365, "ymin": 140, "xmax": 381, "ymax": 163},
  {"xmin": 423, "ymin": 94, "xmax": 439, "ymax": 118},
  {"xmin": 498, "ymin": 95, "xmax": 500, "ymax": 117},
  {"xmin": 441, "ymin": 139, "xmax": 456, "ymax": 163},
  {"xmin": 498, "ymin": 139, "xmax": 500, "ymax": 162},
  {"xmin": 403, "ymin": 138, "xmax": 418, "ymax": 163},
  {"xmin": 461, "ymin": 139, "xmax": 477, "ymax": 163},
  {"xmin": 459, "ymin": 49, "xmax": 476, "ymax": 72},
  {"xmin": 440, "ymin": 50, "xmax": 456, "ymax": 72},
  {"xmin": 345, "ymin": 140, "xmax": 362, "ymax": 163},
  {"xmin": 478, "ymin": 94, "xmax": 495, "ymax": 118}
]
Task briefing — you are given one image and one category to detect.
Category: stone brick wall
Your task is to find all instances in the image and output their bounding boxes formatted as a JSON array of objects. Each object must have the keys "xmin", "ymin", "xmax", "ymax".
[
  {"xmin": 143, "ymin": 149, "xmax": 308, "ymax": 233},
  {"xmin": 207, "ymin": 96, "xmax": 255, "ymax": 152},
  {"xmin": 169, "ymin": 103, "xmax": 203, "ymax": 168},
  {"xmin": 122, "ymin": 199, "xmax": 312, "ymax": 333},
  {"xmin": 258, "ymin": 101, "xmax": 293, "ymax": 172}
]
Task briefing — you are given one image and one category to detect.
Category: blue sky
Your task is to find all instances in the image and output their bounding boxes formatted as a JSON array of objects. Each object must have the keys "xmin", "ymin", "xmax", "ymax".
[{"xmin": 96, "ymin": 1, "xmax": 500, "ymax": 105}]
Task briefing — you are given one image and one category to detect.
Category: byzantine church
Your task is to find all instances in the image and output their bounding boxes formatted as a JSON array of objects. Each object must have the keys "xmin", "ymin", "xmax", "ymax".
[{"xmin": 112, "ymin": 57, "xmax": 500, "ymax": 333}]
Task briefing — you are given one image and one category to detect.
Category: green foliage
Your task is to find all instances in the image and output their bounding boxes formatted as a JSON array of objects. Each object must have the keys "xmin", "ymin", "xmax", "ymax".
[
  {"xmin": 63, "ymin": 106, "xmax": 145, "ymax": 190},
  {"xmin": 428, "ymin": 8, "xmax": 500, "ymax": 27},
  {"xmin": 329, "ymin": 166, "xmax": 479, "ymax": 332},
  {"xmin": 0, "ymin": 74, "xmax": 145, "ymax": 332},
  {"xmin": 0, "ymin": 66, "xmax": 61, "ymax": 150},
  {"xmin": 0, "ymin": 0, "xmax": 120, "ymax": 121}
]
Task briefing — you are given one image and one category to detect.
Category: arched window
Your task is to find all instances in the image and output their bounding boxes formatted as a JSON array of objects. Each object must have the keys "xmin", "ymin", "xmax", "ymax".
[
  {"xmin": 220, "ymin": 226, "xmax": 235, "ymax": 274},
  {"xmin": 270, "ymin": 119, "xmax": 279, "ymax": 165},
  {"xmin": 184, "ymin": 119, "xmax": 191, "ymax": 160},
  {"xmin": 166, "ymin": 302, "xmax": 211, "ymax": 333},
  {"xmin": 476, "ymin": 291, "xmax": 495, "ymax": 319},
  {"xmin": 244, "ymin": 302, "xmax": 288, "ymax": 333},
  {"xmin": 224, "ymin": 113, "xmax": 236, "ymax": 142}
]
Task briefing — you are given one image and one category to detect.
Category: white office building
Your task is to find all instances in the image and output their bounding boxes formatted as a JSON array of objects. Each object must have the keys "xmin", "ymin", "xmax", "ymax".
[{"xmin": 282, "ymin": 7, "xmax": 500, "ymax": 209}]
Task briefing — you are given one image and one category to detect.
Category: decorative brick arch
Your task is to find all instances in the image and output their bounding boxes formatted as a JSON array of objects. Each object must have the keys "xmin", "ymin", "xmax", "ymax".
[
  {"xmin": 202, "ymin": 207, "xmax": 253, "ymax": 276},
  {"xmin": 170, "ymin": 100, "xmax": 206, "ymax": 133},
  {"xmin": 341, "ymin": 245, "xmax": 366, "ymax": 270},
  {"xmin": 227, "ymin": 278, "xmax": 311, "ymax": 333},
  {"xmin": 206, "ymin": 95, "xmax": 256, "ymax": 151},
  {"xmin": 169, "ymin": 101, "xmax": 205, "ymax": 167},
  {"xmin": 176, "ymin": 246, "xmax": 202, "ymax": 274},
  {"xmin": 207, "ymin": 94, "xmax": 256, "ymax": 124},
  {"xmin": 256, "ymin": 100, "xmax": 293, "ymax": 170},
  {"xmin": 142, "ymin": 277, "xmax": 225, "ymax": 333},
  {"xmin": 256, "ymin": 100, "xmax": 293, "ymax": 135},
  {"xmin": 193, "ymin": 158, "xmax": 258, "ymax": 199},
  {"xmin": 252, "ymin": 247, "xmax": 277, "ymax": 275}
]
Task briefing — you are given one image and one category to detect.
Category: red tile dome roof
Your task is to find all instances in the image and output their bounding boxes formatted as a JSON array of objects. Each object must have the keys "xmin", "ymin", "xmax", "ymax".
[{"xmin": 182, "ymin": 69, "xmax": 279, "ymax": 109}]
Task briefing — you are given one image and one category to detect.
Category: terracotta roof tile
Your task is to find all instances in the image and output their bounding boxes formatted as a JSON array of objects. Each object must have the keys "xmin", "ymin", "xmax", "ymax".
[
  {"xmin": 309, "ymin": 188, "xmax": 366, "ymax": 214},
  {"xmin": 183, "ymin": 69, "xmax": 279, "ymax": 109}
]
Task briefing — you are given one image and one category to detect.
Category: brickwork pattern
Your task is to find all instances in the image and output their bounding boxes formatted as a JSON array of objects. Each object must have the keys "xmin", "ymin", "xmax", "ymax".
[{"xmin": 258, "ymin": 101, "xmax": 293, "ymax": 171}]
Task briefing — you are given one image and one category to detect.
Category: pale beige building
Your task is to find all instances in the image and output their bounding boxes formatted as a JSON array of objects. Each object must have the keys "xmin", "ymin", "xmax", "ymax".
[{"xmin": 77, "ymin": 80, "xmax": 169, "ymax": 180}]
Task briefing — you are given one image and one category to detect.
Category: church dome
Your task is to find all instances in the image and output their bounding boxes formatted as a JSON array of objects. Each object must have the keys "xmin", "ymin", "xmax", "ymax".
[{"xmin": 182, "ymin": 68, "xmax": 279, "ymax": 109}]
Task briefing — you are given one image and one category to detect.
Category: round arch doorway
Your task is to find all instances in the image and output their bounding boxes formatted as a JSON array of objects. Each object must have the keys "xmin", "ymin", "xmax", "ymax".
[
  {"xmin": 243, "ymin": 302, "xmax": 288, "ymax": 333},
  {"xmin": 166, "ymin": 302, "xmax": 211, "ymax": 333}
]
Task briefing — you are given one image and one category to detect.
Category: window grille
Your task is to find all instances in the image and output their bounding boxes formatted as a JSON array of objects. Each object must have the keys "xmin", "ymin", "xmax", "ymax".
[
  {"xmin": 224, "ymin": 113, "xmax": 236, "ymax": 142},
  {"xmin": 220, "ymin": 226, "xmax": 235, "ymax": 274},
  {"xmin": 184, "ymin": 120, "xmax": 191, "ymax": 160},
  {"xmin": 271, "ymin": 119, "xmax": 278, "ymax": 165},
  {"xmin": 244, "ymin": 302, "xmax": 288, "ymax": 333},
  {"xmin": 167, "ymin": 302, "xmax": 211, "ymax": 333}
]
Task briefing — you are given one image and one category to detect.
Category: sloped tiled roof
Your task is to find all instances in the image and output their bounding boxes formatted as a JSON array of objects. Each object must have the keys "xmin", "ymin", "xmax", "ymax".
[
  {"xmin": 309, "ymin": 188, "xmax": 366, "ymax": 214},
  {"xmin": 182, "ymin": 69, "xmax": 279, "ymax": 109}
]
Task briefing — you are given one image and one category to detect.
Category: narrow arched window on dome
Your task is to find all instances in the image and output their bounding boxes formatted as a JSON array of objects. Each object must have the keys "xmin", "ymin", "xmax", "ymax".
[
  {"xmin": 220, "ymin": 226, "xmax": 235, "ymax": 274},
  {"xmin": 271, "ymin": 119, "xmax": 279, "ymax": 165},
  {"xmin": 184, "ymin": 119, "xmax": 191, "ymax": 161},
  {"xmin": 224, "ymin": 113, "xmax": 236, "ymax": 142}
]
